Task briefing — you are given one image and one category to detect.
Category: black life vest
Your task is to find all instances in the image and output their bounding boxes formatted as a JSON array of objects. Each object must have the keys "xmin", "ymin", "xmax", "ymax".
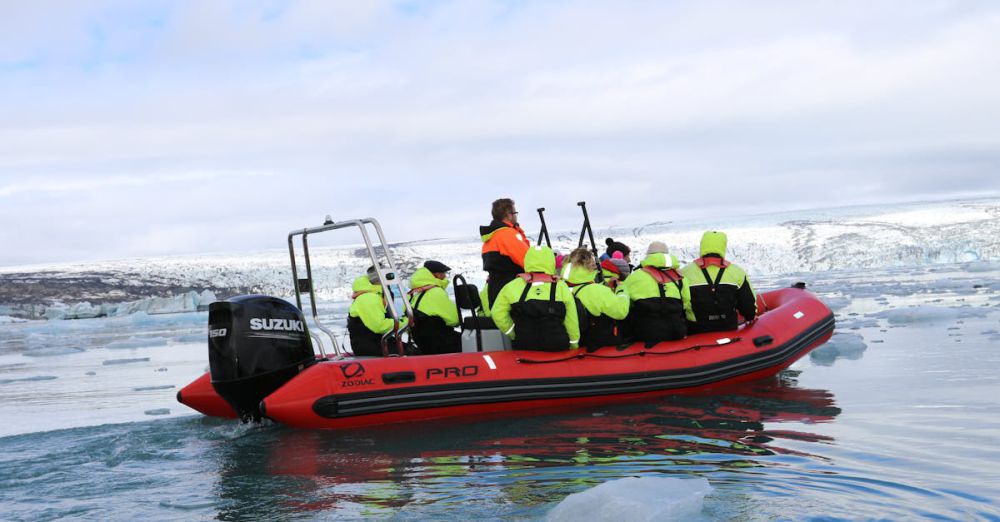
[
  {"xmin": 572, "ymin": 283, "xmax": 620, "ymax": 349},
  {"xmin": 628, "ymin": 266, "xmax": 687, "ymax": 344},
  {"xmin": 347, "ymin": 291, "xmax": 392, "ymax": 357},
  {"xmin": 408, "ymin": 286, "xmax": 460, "ymax": 355},
  {"xmin": 688, "ymin": 256, "xmax": 739, "ymax": 333},
  {"xmin": 509, "ymin": 274, "xmax": 570, "ymax": 352},
  {"xmin": 347, "ymin": 314, "xmax": 385, "ymax": 357}
]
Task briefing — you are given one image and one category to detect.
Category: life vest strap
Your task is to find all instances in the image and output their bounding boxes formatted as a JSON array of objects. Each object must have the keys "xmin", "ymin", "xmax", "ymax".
[{"xmin": 407, "ymin": 284, "xmax": 437, "ymax": 296}]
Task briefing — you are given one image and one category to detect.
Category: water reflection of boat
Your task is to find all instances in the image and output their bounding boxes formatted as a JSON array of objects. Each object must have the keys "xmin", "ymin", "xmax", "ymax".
[{"xmin": 207, "ymin": 373, "xmax": 840, "ymax": 519}]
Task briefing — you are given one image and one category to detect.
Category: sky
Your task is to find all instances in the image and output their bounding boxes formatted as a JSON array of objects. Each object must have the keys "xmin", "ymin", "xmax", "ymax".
[{"xmin": 2, "ymin": 0, "xmax": 999, "ymax": 267}]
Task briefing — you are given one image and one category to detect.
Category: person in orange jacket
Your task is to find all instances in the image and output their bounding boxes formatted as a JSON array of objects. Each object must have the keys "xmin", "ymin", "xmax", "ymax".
[{"xmin": 480, "ymin": 198, "xmax": 530, "ymax": 308}]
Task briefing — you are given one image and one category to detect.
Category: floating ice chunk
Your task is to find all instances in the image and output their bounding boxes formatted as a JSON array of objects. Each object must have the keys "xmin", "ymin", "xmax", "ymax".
[
  {"xmin": 173, "ymin": 333, "xmax": 206, "ymax": 343},
  {"xmin": 819, "ymin": 296, "xmax": 851, "ymax": 311},
  {"xmin": 0, "ymin": 315, "xmax": 27, "ymax": 324},
  {"xmin": 0, "ymin": 375, "xmax": 58, "ymax": 385},
  {"xmin": 810, "ymin": 332, "xmax": 867, "ymax": 366},
  {"xmin": 144, "ymin": 408, "xmax": 171, "ymax": 416},
  {"xmin": 962, "ymin": 261, "xmax": 998, "ymax": 273},
  {"xmin": 23, "ymin": 346, "xmax": 86, "ymax": 357},
  {"xmin": 106, "ymin": 337, "xmax": 169, "ymax": 350},
  {"xmin": 842, "ymin": 318, "xmax": 879, "ymax": 329},
  {"xmin": 42, "ymin": 302, "xmax": 103, "ymax": 320},
  {"xmin": 133, "ymin": 385, "xmax": 175, "ymax": 391},
  {"xmin": 872, "ymin": 306, "xmax": 987, "ymax": 325},
  {"xmin": 547, "ymin": 476, "xmax": 712, "ymax": 522},
  {"xmin": 102, "ymin": 357, "xmax": 150, "ymax": 365}
]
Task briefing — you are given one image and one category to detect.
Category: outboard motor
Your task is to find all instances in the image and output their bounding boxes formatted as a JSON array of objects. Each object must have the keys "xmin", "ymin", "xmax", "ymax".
[{"xmin": 208, "ymin": 295, "xmax": 315, "ymax": 422}]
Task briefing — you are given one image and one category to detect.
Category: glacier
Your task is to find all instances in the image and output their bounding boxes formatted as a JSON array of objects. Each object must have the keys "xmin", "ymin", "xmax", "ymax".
[{"xmin": 0, "ymin": 197, "xmax": 997, "ymax": 319}]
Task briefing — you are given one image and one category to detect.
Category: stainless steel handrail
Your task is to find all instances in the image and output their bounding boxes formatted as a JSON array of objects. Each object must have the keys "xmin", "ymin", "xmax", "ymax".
[{"xmin": 287, "ymin": 217, "xmax": 413, "ymax": 358}]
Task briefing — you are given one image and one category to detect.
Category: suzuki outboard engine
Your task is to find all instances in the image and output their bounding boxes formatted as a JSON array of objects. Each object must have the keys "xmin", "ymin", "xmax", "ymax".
[{"xmin": 208, "ymin": 295, "xmax": 315, "ymax": 422}]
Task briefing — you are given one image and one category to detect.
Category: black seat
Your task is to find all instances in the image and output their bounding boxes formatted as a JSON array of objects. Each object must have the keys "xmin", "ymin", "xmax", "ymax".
[
  {"xmin": 462, "ymin": 315, "xmax": 497, "ymax": 330},
  {"xmin": 453, "ymin": 275, "xmax": 499, "ymax": 352},
  {"xmin": 454, "ymin": 282, "xmax": 482, "ymax": 311}
]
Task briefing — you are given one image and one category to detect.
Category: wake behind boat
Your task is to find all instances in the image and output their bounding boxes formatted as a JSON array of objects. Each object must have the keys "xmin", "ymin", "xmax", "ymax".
[{"xmin": 177, "ymin": 216, "xmax": 835, "ymax": 430}]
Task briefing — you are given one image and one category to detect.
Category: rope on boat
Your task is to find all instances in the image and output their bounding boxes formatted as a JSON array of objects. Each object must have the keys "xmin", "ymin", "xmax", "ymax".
[{"xmin": 516, "ymin": 337, "xmax": 742, "ymax": 364}]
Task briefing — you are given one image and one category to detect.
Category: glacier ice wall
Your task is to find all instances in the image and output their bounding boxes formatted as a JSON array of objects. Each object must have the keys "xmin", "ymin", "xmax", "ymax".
[{"xmin": 1, "ymin": 198, "xmax": 997, "ymax": 317}]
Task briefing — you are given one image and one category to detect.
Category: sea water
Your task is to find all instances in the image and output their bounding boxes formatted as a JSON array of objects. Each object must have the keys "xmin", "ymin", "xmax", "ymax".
[{"xmin": 1, "ymin": 263, "xmax": 999, "ymax": 520}]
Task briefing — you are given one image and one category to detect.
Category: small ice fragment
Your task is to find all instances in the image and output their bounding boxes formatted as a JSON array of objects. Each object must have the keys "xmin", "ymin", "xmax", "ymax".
[
  {"xmin": 133, "ymin": 385, "xmax": 175, "ymax": 391},
  {"xmin": 106, "ymin": 337, "xmax": 169, "ymax": 350},
  {"xmin": 103, "ymin": 357, "xmax": 150, "ymax": 365},
  {"xmin": 144, "ymin": 408, "xmax": 171, "ymax": 416},
  {"xmin": 547, "ymin": 476, "xmax": 712, "ymax": 522},
  {"xmin": 23, "ymin": 346, "xmax": 86, "ymax": 357},
  {"xmin": 0, "ymin": 375, "xmax": 58, "ymax": 385}
]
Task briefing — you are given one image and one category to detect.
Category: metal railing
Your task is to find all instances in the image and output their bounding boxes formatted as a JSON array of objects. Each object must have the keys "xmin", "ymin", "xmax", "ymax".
[{"xmin": 287, "ymin": 217, "xmax": 414, "ymax": 358}]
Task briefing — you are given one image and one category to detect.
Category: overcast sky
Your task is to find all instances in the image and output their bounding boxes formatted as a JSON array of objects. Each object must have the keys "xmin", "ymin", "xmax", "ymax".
[{"xmin": 2, "ymin": 1, "xmax": 999, "ymax": 267}]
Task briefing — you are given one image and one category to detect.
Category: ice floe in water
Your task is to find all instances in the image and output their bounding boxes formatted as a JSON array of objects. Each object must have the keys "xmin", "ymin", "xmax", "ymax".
[
  {"xmin": 133, "ymin": 385, "xmax": 175, "ymax": 392},
  {"xmin": 961, "ymin": 261, "xmax": 999, "ymax": 273},
  {"xmin": 172, "ymin": 332, "xmax": 205, "ymax": 343},
  {"xmin": 106, "ymin": 337, "xmax": 170, "ymax": 350},
  {"xmin": 22, "ymin": 346, "xmax": 86, "ymax": 357},
  {"xmin": 0, "ymin": 375, "xmax": 58, "ymax": 385},
  {"xmin": 144, "ymin": 408, "xmax": 171, "ymax": 416},
  {"xmin": 0, "ymin": 315, "xmax": 27, "ymax": 324},
  {"xmin": 810, "ymin": 332, "xmax": 868, "ymax": 366},
  {"xmin": 872, "ymin": 306, "xmax": 991, "ymax": 325},
  {"xmin": 547, "ymin": 476, "xmax": 712, "ymax": 522},
  {"xmin": 102, "ymin": 357, "xmax": 150, "ymax": 365}
]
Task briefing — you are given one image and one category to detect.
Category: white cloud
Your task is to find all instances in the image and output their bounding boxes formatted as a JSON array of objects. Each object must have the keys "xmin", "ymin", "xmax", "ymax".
[{"xmin": 2, "ymin": 0, "xmax": 1000, "ymax": 265}]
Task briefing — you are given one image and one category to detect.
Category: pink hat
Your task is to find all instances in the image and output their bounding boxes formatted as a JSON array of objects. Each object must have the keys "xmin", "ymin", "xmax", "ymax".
[
  {"xmin": 555, "ymin": 254, "xmax": 565, "ymax": 269},
  {"xmin": 612, "ymin": 251, "xmax": 624, "ymax": 260}
]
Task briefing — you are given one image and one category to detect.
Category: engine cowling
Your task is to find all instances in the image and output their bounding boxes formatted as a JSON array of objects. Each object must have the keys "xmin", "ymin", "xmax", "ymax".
[{"xmin": 208, "ymin": 295, "xmax": 315, "ymax": 421}]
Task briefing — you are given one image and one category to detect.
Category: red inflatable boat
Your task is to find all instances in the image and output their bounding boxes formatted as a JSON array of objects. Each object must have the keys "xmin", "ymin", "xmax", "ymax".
[{"xmin": 178, "ymin": 285, "xmax": 834, "ymax": 430}]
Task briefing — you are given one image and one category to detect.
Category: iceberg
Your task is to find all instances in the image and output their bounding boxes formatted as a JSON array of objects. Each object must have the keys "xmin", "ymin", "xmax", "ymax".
[{"xmin": 547, "ymin": 476, "xmax": 713, "ymax": 522}]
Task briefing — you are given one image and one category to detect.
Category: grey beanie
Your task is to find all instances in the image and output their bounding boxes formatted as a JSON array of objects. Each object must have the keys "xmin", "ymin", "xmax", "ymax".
[{"xmin": 646, "ymin": 241, "xmax": 668, "ymax": 255}]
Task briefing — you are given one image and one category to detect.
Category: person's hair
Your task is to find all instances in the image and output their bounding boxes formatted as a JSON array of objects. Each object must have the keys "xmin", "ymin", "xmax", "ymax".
[
  {"xmin": 491, "ymin": 198, "xmax": 516, "ymax": 221},
  {"xmin": 566, "ymin": 247, "xmax": 596, "ymax": 271}
]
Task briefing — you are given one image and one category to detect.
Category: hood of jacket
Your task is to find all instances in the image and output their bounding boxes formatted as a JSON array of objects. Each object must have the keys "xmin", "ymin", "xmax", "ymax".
[
  {"xmin": 565, "ymin": 263, "xmax": 598, "ymax": 285},
  {"xmin": 700, "ymin": 231, "xmax": 728, "ymax": 257},
  {"xmin": 409, "ymin": 266, "xmax": 449, "ymax": 290},
  {"xmin": 523, "ymin": 245, "xmax": 556, "ymax": 275},
  {"xmin": 351, "ymin": 275, "xmax": 383, "ymax": 295},
  {"xmin": 639, "ymin": 252, "xmax": 679, "ymax": 270}
]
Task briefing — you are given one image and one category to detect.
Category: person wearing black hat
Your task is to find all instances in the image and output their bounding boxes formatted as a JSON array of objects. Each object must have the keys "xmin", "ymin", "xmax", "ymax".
[
  {"xmin": 604, "ymin": 238, "xmax": 632, "ymax": 263},
  {"xmin": 407, "ymin": 260, "xmax": 461, "ymax": 354}
]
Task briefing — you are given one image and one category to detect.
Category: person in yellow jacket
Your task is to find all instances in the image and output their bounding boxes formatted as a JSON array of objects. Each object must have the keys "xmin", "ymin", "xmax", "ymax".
[
  {"xmin": 491, "ymin": 245, "xmax": 580, "ymax": 351},
  {"xmin": 562, "ymin": 248, "xmax": 630, "ymax": 351},
  {"xmin": 680, "ymin": 231, "xmax": 757, "ymax": 333},
  {"xmin": 408, "ymin": 260, "xmax": 461, "ymax": 354},
  {"xmin": 347, "ymin": 267, "xmax": 397, "ymax": 356},
  {"xmin": 623, "ymin": 241, "xmax": 693, "ymax": 345}
]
